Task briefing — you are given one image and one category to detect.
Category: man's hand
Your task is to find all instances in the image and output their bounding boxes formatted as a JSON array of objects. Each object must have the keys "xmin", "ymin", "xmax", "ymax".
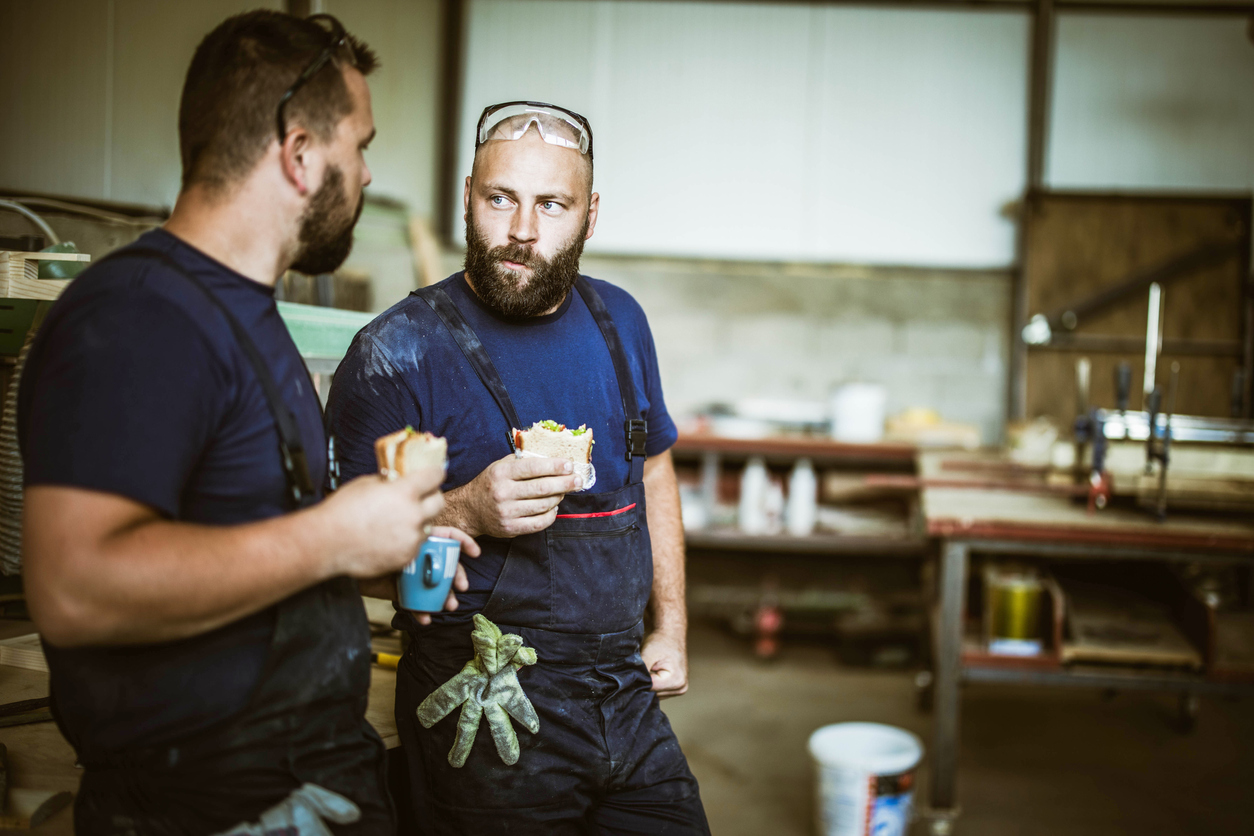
[
  {"xmin": 318, "ymin": 467, "xmax": 447, "ymax": 579},
  {"xmin": 439, "ymin": 454, "xmax": 582, "ymax": 539},
  {"xmin": 642, "ymin": 628, "xmax": 688, "ymax": 698},
  {"xmin": 404, "ymin": 525, "xmax": 480, "ymax": 627}
]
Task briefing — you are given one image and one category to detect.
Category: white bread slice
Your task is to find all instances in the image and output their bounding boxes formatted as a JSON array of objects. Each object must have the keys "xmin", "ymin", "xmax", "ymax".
[
  {"xmin": 513, "ymin": 421, "xmax": 594, "ymax": 464},
  {"xmin": 375, "ymin": 427, "xmax": 448, "ymax": 480}
]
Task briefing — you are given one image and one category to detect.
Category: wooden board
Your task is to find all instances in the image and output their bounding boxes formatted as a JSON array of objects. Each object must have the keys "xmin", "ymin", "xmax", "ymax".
[
  {"xmin": 0, "ymin": 252, "xmax": 83, "ymax": 301},
  {"xmin": 920, "ymin": 449, "xmax": 1254, "ymax": 552},
  {"xmin": 1020, "ymin": 193, "xmax": 1252, "ymax": 423},
  {"xmin": 0, "ymin": 635, "xmax": 46, "ymax": 674},
  {"xmin": 1059, "ymin": 578, "xmax": 1202, "ymax": 669}
]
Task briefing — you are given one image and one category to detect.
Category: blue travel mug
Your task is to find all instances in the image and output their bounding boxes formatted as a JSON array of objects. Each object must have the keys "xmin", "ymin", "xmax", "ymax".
[{"xmin": 398, "ymin": 536, "xmax": 461, "ymax": 612}]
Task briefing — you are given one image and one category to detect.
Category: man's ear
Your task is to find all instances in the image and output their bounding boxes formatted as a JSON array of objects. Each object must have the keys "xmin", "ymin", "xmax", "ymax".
[
  {"xmin": 584, "ymin": 192, "xmax": 600, "ymax": 241},
  {"xmin": 280, "ymin": 128, "xmax": 314, "ymax": 196},
  {"xmin": 462, "ymin": 176, "xmax": 472, "ymax": 222}
]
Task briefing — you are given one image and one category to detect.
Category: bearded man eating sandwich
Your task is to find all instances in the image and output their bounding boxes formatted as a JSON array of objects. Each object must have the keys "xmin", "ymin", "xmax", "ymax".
[{"xmin": 326, "ymin": 103, "xmax": 708, "ymax": 834}]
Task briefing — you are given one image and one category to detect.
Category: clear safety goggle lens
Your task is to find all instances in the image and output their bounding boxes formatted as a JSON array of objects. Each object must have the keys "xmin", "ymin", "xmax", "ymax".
[{"xmin": 476, "ymin": 103, "xmax": 592, "ymax": 156}]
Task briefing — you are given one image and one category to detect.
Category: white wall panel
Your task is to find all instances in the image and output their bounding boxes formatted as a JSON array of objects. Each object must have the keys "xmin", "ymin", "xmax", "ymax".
[
  {"xmin": 1048, "ymin": 15, "xmax": 1254, "ymax": 191},
  {"xmin": 810, "ymin": 9, "xmax": 1029, "ymax": 266},
  {"xmin": 0, "ymin": 0, "xmax": 111, "ymax": 200},
  {"xmin": 325, "ymin": 0, "xmax": 445, "ymax": 218},
  {"xmin": 459, "ymin": 0, "xmax": 1030, "ymax": 267}
]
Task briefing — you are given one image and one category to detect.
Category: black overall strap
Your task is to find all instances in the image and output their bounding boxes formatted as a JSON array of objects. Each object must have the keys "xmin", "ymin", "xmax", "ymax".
[
  {"xmin": 574, "ymin": 278, "xmax": 647, "ymax": 483},
  {"xmin": 98, "ymin": 248, "xmax": 317, "ymax": 508},
  {"xmin": 415, "ymin": 285, "xmax": 524, "ymax": 447}
]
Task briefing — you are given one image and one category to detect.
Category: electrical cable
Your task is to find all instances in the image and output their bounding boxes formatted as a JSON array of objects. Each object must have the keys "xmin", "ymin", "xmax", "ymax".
[
  {"xmin": 0, "ymin": 200, "xmax": 60, "ymax": 246},
  {"xmin": 6, "ymin": 196, "xmax": 164, "ymax": 228}
]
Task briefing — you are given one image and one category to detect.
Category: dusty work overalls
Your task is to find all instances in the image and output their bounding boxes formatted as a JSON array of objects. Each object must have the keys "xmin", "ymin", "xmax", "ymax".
[
  {"xmin": 395, "ymin": 279, "xmax": 710, "ymax": 835},
  {"xmin": 59, "ymin": 248, "xmax": 393, "ymax": 836}
]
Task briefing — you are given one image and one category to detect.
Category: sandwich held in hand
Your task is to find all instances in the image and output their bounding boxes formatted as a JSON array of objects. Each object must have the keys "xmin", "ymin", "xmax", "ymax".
[
  {"xmin": 513, "ymin": 420, "xmax": 595, "ymax": 491},
  {"xmin": 375, "ymin": 427, "xmax": 448, "ymax": 479}
]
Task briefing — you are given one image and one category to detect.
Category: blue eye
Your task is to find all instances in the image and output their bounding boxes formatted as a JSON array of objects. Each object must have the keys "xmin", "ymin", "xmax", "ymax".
[{"xmin": 491, "ymin": 195, "xmax": 507, "ymax": 206}]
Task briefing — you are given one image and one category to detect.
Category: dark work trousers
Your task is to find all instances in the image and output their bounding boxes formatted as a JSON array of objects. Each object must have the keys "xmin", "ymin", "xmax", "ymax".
[
  {"xmin": 396, "ymin": 280, "xmax": 709, "ymax": 835},
  {"xmin": 397, "ymin": 619, "xmax": 708, "ymax": 835},
  {"xmin": 72, "ymin": 580, "xmax": 395, "ymax": 836}
]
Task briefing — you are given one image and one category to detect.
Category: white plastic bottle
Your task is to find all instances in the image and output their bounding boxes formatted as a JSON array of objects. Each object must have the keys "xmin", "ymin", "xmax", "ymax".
[
  {"xmin": 739, "ymin": 457, "xmax": 768, "ymax": 535},
  {"xmin": 786, "ymin": 458, "xmax": 817, "ymax": 537}
]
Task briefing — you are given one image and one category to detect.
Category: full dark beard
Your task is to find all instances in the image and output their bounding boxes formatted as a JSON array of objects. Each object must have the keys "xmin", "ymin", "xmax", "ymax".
[
  {"xmin": 463, "ymin": 207, "xmax": 588, "ymax": 318},
  {"xmin": 291, "ymin": 165, "xmax": 363, "ymax": 276}
]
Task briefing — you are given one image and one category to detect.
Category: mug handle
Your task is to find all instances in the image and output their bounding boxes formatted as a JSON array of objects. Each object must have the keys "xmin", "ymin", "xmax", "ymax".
[{"xmin": 421, "ymin": 541, "xmax": 443, "ymax": 588}]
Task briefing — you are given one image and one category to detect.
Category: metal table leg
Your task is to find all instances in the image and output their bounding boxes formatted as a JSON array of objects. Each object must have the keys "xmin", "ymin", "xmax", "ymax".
[{"xmin": 929, "ymin": 539, "xmax": 967, "ymax": 830}]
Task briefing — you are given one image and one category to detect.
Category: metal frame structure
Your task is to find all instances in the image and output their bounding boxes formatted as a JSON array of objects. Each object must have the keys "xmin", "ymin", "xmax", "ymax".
[{"xmin": 927, "ymin": 535, "xmax": 1254, "ymax": 833}]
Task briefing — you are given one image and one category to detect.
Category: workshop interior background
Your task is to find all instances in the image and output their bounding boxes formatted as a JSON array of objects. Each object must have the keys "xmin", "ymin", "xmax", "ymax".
[{"xmin": 2, "ymin": 1, "xmax": 1254, "ymax": 835}]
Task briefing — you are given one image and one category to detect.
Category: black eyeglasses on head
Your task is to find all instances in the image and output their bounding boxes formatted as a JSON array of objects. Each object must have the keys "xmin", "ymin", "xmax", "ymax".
[{"xmin": 275, "ymin": 14, "xmax": 356, "ymax": 143}]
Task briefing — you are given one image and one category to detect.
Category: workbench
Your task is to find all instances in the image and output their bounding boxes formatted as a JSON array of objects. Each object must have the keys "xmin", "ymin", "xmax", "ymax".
[
  {"xmin": 919, "ymin": 450, "xmax": 1254, "ymax": 834},
  {"xmin": 0, "ymin": 627, "xmax": 400, "ymax": 833}
]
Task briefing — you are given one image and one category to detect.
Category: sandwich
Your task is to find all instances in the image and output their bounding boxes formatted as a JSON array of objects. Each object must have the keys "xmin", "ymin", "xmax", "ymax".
[
  {"xmin": 513, "ymin": 420, "xmax": 594, "ymax": 467},
  {"xmin": 375, "ymin": 426, "xmax": 448, "ymax": 480}
]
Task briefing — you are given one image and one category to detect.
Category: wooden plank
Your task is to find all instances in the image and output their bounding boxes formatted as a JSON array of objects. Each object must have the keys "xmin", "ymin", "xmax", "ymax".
[
  {"xmin": 673, "ymin": 433, "xmax": 916, "ymax": 467},
  {"xmin": 923, "ymin": 487, "xmax": 1254, "ymax": 551},
  {"xmin": 1021, "ymin": 193, "xmax": 1251, "ymax": 423},
  {"xmin": 0, "ymin": 635, "xmax": 46, "ymax": 674},
  {"xmin": 0, "ymin": 253, "xmax": 71, "ymax": 301},
  {"xmin": 1060, "ymin": 578, "xmax": 1202, "ymax": 669}
]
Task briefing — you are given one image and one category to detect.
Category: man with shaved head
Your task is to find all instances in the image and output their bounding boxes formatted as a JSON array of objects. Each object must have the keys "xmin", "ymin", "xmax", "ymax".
[{"xmin": 327, "ymin": 102, "xmax": 709, "ymax": 834}]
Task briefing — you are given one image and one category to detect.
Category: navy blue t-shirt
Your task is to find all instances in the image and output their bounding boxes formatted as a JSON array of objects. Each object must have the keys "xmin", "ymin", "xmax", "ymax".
[
  {"xmin": 325, "ymin": 272, "xmax": 676, "ymax": 613},
  {"xmin": 17, "ymin": 228, "xmax": 327, "ymax": 754}
]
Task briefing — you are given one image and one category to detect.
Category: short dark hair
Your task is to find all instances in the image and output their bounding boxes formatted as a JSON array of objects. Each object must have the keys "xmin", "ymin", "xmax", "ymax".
[{"xmin": 178, "ymin": 11, "xmax": 378, "ymax": 191}]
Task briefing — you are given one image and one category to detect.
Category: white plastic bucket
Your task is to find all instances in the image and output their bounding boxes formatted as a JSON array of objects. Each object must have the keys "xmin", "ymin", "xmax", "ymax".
[
  {"xmin": 808, "ymin": 722, "xmax": 923, "ymax": 836},
  {"xmin": 829, "ymin": 383, "xmax": 887, "ymax": 443}
]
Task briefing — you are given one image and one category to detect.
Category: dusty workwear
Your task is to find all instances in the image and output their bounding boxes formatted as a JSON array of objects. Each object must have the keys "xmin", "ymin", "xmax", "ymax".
[
  {"xmin": 21, "ymin": 238, "xmax": 392, "ymax": 834},
  {"xmin": 327, "ymin": 274, "xmax": 708, "ymax": 834}
]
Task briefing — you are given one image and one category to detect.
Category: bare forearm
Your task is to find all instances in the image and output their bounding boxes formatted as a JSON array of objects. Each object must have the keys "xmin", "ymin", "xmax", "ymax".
[
  {"xmin": 432, "ymin": 482, "xmax": 480, "ymax": 538},
  {"xmin": 26, "ymin": 503, "xmax": 342, "ymax": 647},
  {"xmin": 644, "ymin": 451, "xmax": 686, "ymax": 639}
]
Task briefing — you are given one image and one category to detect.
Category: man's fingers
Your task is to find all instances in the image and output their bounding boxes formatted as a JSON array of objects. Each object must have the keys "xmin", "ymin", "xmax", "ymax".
[
  {"xmin": 504, "ymin": 496, "xmax": 565, "ymax": 520},
  {"xmin": 452, "ymin": 562, "xmax": 468, "ymax": 592},
  {"xmin": 507, "ymin": 474, "xmax": 582, "ymax": 501},
  {"xmin": 443, "ymin": 589, "xmax": 460, "ymax": 612},
  {"xmin": 432, "ymin": 526, "xmax": 480, "ymax": 557},
  {"xmin": 506, "ymin": 456, "xmax": 573, "ymax": 480},
  {"xmin": 504, "ymin": 507, "xmax": 558, "ymax": 536}
]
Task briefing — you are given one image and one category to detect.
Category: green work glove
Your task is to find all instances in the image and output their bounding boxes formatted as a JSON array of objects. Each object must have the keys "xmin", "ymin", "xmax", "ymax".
[
  {"xmin": 416, "ymin": 614, "xmax": 540, "ymax": 767},
  {"xmin": 211, "ymin": 783, "xmax": 361, "ymax": 836}
]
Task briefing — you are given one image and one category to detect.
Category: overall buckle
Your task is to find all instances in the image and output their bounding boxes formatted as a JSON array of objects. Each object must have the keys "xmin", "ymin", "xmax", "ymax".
[{"xmin": 624, "ymin": 419, "xmax": 648, "ymax": 462}]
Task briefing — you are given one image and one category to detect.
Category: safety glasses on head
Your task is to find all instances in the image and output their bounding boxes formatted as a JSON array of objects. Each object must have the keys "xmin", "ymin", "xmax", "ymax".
[
  {"xmin": 475, "ymin": 102, "xmax": 594, "ymax": 160},
  {"xmin": 275, "ymin": 14, "xmax": 358, "ymax": 143}
]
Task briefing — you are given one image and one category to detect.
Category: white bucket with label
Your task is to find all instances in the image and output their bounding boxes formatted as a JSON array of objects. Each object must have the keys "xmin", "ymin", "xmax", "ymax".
[{"xmin": 808, "ymin": 722, "xmax": 923, "ymax": 836}]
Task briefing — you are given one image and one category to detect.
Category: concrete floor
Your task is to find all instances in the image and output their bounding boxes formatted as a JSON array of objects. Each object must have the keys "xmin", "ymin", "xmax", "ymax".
[{"xmin": 663, "ymin": 620, "xmax": 1254, "ymax": 836}]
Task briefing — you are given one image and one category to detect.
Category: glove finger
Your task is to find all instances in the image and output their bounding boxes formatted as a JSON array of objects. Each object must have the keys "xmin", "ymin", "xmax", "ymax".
[
  {"xmin": 484, "ymin": 701, "xmax": 521, "ymax": 766},
  {"xmin": 495, "ymin": 671, "xmax": 541, "ymax": 734},
  {"xmin": 293, "ymin": 783, "xmax": 363, "ymax": 824},
  {"xmin": 417, "ymin": 666, "xmax": 482, "ymax": 728},
  {"xmin": 450, "ymin": 699, "xmax": 483, "ymax": 768}
]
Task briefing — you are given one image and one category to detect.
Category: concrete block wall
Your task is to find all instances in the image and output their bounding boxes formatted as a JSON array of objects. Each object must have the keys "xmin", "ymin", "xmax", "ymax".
[{"xmin": 578, "ymin": 255, "xmax": 1013, "ymax": 445}]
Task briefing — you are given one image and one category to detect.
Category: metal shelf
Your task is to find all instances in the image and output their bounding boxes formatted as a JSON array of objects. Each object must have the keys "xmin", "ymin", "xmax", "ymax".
[
  {"xmin": 685, "ymin": 529, "xmax": 927, "ymax": 557},
  {"xmin": 962, "ymin": 662, "xmax": 1254, "ymax": 696},
  {"xmin": 672, "ymin": 433, "xmax": 916, "ymax": 471}
]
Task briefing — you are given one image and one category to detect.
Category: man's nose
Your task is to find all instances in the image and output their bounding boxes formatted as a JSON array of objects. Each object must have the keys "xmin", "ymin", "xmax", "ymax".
[{"xmin": 510, "ymin": 208, "xmax": 538, "ymax": 245}]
